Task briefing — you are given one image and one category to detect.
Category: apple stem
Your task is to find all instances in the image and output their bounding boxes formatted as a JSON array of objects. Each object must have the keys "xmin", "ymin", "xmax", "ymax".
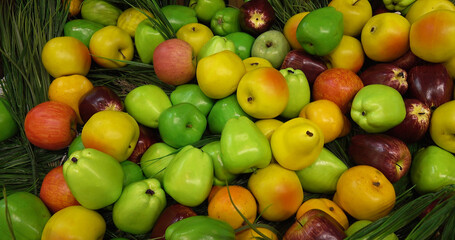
[
  {"xmin": 396, "ymin": 162, "xmax": 403, "ymax": 170},
  {"xmin": 71, "ymin": 157, "xmax": 77, "ymax": 163},
  {"xmin": 146, "ymin": 189, "xmax": 155, "ymax": 195},
  {"xmin": 373, "ymin": 181, "xmax": 380, "ymax": 187},
  {"xmin": 296, "ymin": 219, "xmax": 303, "ymax": 227},
  {"xmin": 287, "ymin": 69, "xmax": 294, "ymax": 74},
  {"xmin": 306, "ymin": 131, "xmax": 313, "ymax": 137},
  {"xmin": 118, "ymin": 49, "xmax": 126, "ymax": 59},
  {"xmin": 250, "ymin": 62, "xmax": 259, "ymax": 66},
  {"xmin": 353, "ymin": 0, "xmax": 361, "ymax": 5}
]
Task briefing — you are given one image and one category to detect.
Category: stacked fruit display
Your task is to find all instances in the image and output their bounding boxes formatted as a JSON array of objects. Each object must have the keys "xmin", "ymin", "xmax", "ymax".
[{"xmin": 1, "ymin": 0, "xmax": 455, "ymax": 239}]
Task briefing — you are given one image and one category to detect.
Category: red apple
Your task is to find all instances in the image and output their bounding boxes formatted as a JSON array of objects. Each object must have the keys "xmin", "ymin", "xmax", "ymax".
[
  {"xmin": 127, "ymin": 124, "xmax": 160, "ymax": 163},
  {"xmin": 78, "ymin": 85, "xmax": 124, "ymax": 123},
  {"xmin": 348, "ymin": 133, "xmax": 412, "ymax": 183},
  {"xmin": 312, "ymin": 68, "xmax": 364, "ymax": 114},
  {"xmin": 153, "ymin": 38, "xmax": 196, "ymax": 86},
  {"xmin": 149, "ymin": 203, "xmax": 197, "ymax": 239},
  {"xmin": 238, "ymin": 0, "xmax": 276, "ymax": 37},
  {"xmin": 359, "ymin": 63, "xmax": 408, "ymax": 95},
  {"xmin": 407, "ymin": 63, "xmax": 453, "ymax": 111},
  {"xmin": 280, "ymin": 49, "xmax": 328, "ymax": 85},
  {"xmin": 39, "ymin": 165, "xmax": 80, "ymax": 213},
  {"xmin": 283, "ymin": 209, "xmax": 346, "ymax": 240},
  {"xmin": 386, "ymin": 98, "xmax": 431, "ymax": 143},
  {"xmin": 24, "ymin": 101, "xmax": 77, "ymax": 151},
  {"xmin": 390, "ymin": 49, "xmax": 427, "ymax": 71}
]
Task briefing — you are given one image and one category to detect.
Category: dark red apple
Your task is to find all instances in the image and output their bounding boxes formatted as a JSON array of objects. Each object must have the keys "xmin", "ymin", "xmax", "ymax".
[
  {"xmin": 149, "ymin": 203, "xmax": 197, "ymax": 239},
  {"xmin": 360, "ymin": 63, "xmax": 408, "ymax": 95},
  {"xmin": 348, "ymin": 134, "xmax": 412, "ymax": 183},
  {"xmin": 280, "ymin": 49, "xmax": 328, "ymax": 85},
  {"xmin": 127, "ymin": 124, "xmax": 160, "ymax": 163},
  {"xmin": 24, "ymin": 101, "xmax": 77, "ymax": 151},
  {"xmin": 386, "ymin": 98, "xmax": 431, "ymax": 143},
  {"xmin": 39, "ymin": 165, "xmax": 80, "ymax": 213},
  {"xmin": 390, "ymin": 49, "xmax": 427, "ymax": 71},
  {"xmin": 283, "ymin": 209, "xmax": 346, "ymax": 240},
  {"xmin": 78, "ymin": 85, "xmax": 124, "ymax": 123},
  {"xmin": 238, "ymin": 0, "xmax": 275, "ymax": 36},
  {"xmin": 407, "ymin": 63, "xmax": 453, "ymax": 111}
]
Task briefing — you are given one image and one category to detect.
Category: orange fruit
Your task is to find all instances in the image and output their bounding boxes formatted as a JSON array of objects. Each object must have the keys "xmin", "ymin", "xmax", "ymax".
[
  {"xmin": 48, "ymin": 74, "xmax": 94, "ymax": 124},
  {"xmin": 296, "ymin": 198, "xmax": 349, "ymax": 230},
  {"xmin": 208, "ymin": 185, "xmax": 257, "ymax": 229}
]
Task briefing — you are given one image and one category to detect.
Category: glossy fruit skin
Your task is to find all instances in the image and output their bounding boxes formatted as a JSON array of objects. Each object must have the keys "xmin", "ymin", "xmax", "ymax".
[
  {"xmin": 149, "ymin": 204, "xmax": 197, "ymax": 239},
  {"xmin": 176, "ymin": 23, "xmax": 214, "ymax": 57},
  {"xmin": 170, "ymin": 83, "xmax": 214, "ymax": 117},
  {"xmin": 0, "ymin": 97, "xmax": 18, "ymax": 142},
  {"xmin": 63, "ymin": 148, "xmax": 124, "ymax": 210},
  {"xmin": 0, "ymin": 192, "xmax": 51, "ymax": 240},
  {"xmin": 251, "ymin": 30, "xmax": 290, "ymax": 68},
  {"xmin": 279, "ymin": 68, "xmax": 310, "ymax": 119},
  {"xmin": 189, "ymin": 0, "xmax": 226, "ymax": 23},
  {"xmin": 63, "ymin": 19, "xmax": 104, "ymax": 48},
  {"xmin": 80, "ymin": 0, "xmax": 122, "ymax": 26},
  {"xmin": 430, "ymin": 100, "xmax": 455, "ymax": 153},
  {"xmin": 324, "ymin": 35, "xmax": 365, "ymax": 73},
  {"xmin": 120, "ymin": 160, "xmax": 145, "ymax": 187},
  {"xmin": 296, "ymin": 6, "xmax": 344, "ymax": 56},
  {"xmin": 280, "ymin": 49, "xmax": 328, "ymax": 85},
  {"xmin": 135, "ymin": 19, "xmax": 166, "ymax": 64},
  {"xmin": 78, "ymin": 85, "xmax": 124, "ymax": 123},
  {"xmin": 220, "ymin": 116, "xmax": 272, "ymax": 174},
  {"xmin": 165, "ymin": 215, "xmax": 235, "ymax": 239},
  {"xmin": 163, "ymin": 145, "xmax": 214, "ymax": 207},
  {"xmin": 81, "ymin": 110, "xmax": 139, "ymax": 162},
  {"xmin": 24, "ymin": 101, "xmax": 77, "ymax": 151},
  {"xmin": 410, "ymin": 145, "xmax": 455, "ymax": 193},
  {"xmin": 238, "ymin": 0, "xmax": 276, "ymax": 36},
  {"xmin": 350, "ymin": 84, "xmax": 406, "ymax": 133},
  {"xmin": 116, "ymin": 8, "xmax": 153, "ymax": 37},
  {"xmin": 296, "ymin": 198, "xmax": 349, "ymax": 230},
  {"xmin": 162, "ymin": 5, "xmax": 198, "ymax": 33},
  {"xmin": 158, "ymin": 103, "xmax": 207, "ymax": 148},
  {"xmin": 112, "ymin": 178, "xmax": 167, "ymax": 234},
  {"xmin": 225, "ymin": 31, "xmax": 255, "ymax": 60},
  {"xmin": 140, "ymin": 142, "xmax": 177, "ymax": 184},
  {"xmin": 210, "ymin": 7, "xmax": 241, "ymax": 36},
  {"xmin": 328, "ymin": 0, "xmax": 373, "ymax": 36},
  {"xmin": 41, "ymin": 205, "xmax": 106, "ymax": 240},
  {"xmin": 333, "ymin": 165, "xmax": 396, "ymax": 221},
  {"xmin": 41, "ymin": 36, "xmax": 91, "ymax": 78},
  {"xmin": 283, "ymin": 12, "xmax": 309, "ymax": 50},
  {"xmin": 207, "ymin": 94, "xmax": 251, "ymax": 134},
  {"xmin": 197, "ymin": 35, "xmax": 236, "ymax": 62},
  {"xmin": 271, "ymin": 117, "xmax": 324, "ymax": 171},
  {"xmin": 201, "ymin": 141, "xmax": 237, "ymax": 185}
]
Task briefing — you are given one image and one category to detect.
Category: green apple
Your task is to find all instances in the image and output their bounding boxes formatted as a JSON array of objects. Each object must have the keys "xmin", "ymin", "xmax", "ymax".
[
  {"xmin": 189, "ymin": 0, "xmax": 226, "ymax": 23},
  {"xmin": 124, "ymin": 84, "xmax": 172, "ymax": 128},
  {"xmin": 210, "ymin": 7, "xmax": 241, "ymax": 36},
  {"xmin": 345, "ymin": 220, "xmax": 399, "ymax": 240},
  {"xmin": 170, "ymin": 83, "xmax": 214, "ymax": 116},
  {"xmin": 251, "ymin": 30, "xmax": 290, "ymax": 68},
  {"xmin": 225, "ymin": 31, "xmax": 255, "ymax": 60},
  {"xmin": 279, "ymin": 67, "xmax": 311, "ymax": 119},
  {"xmin": 161, "ymin": 4, "xmax": 198, "ymax": 33},
  {"xmin": 0, "ymin": 97, "xmax": 18, "ymax": 142},
  {"xmin": 201, "ymin": 140, "xmax": 237, "ymax": 185},
  {"xmin": 89, "ymin": 25, "xmax": 134, "ymax": 68},
  {"xmin": 176, "ymin": 22, "xmax": 214, "ymax": 57},
  {"xmin": 158, "ymin": 103, "xmax": 207, "ymax": 148},
  {"xmin": 81, "ymin": 0, "xmax": 122, "ymax": 26},
  {"xmin": 63, "ymin": 19, "xmax": 104, "ymax": 48},
  {"xmin": 296, "ymin": 147, "xmax": 348, "ymax": 194},
  {"xmin": 197, "ymin": 35, "xmax": 236, "ymax": 63},
  {"xmin": 135, "ymin": 19, "xmax": 166, "ymax": 64},
  {"xmin": 351, "ymin": 84, "xmax": 406, "ymax": 133},
  {"xmin": 0, "ymin": 192, "xmax": 51, "ymax": 240},
  {"xmin": 67, "ymin": 134, "xmax": 84, "ymax": 157},
  {"xmin": 63, "ymin": 148, "xmax": 124, "ymax": 210},
  {"xmin": 112, "ymin": 178, "xmax": 166, "ymax": 234},
  {"xmin": 410, "ymin": 145, "xmax": 455, "ymax": 194},
  {"xmin": 140, "ymin": 142, "xmax": 177, "ymax": 183},
  {"xmin": 207, "ymin": 94, "xmax": 252, "ymax": 134},
  {"xmin": 120, "ymin": 160, "xmax": 145, "ymax": 187}
]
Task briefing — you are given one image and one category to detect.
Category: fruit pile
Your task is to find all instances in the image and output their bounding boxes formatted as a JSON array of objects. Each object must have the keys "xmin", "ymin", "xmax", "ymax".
[{"xmin": 1, "ymin": 0, "xmax": 455, "ymax": 239}]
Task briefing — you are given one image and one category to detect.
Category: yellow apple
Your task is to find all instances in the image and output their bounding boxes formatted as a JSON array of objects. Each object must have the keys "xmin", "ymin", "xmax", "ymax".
[
  {"xmin": 429, "ymin": 100, "xmax": 455, "ymax": 153},
  {"xmin": 328, "ymin": 0, "xmax": 373, "ymax": 36},
  {"xmin": 324, "ymin": 35, "xmax": 365, "ymax": 73},
  {"xmin": 117, "ymin": 7, "xmax": 154, "ymax": 37},
  {"xmin": 444, "ymin": 56, "xmax": 455, "ymax": 80},
  {"xmin": 89, "ymin": 25, "xmax": 135, "ymax": 68},
  {"xmin": 283, "ymin": 12, "xmax": 309, "ymax": 49},
  {"xmin": 236, "ymin": 67, "xmax": 289, "ymax": 119},
  {"xmin": 177, "ymin": 22, "xmax": 214, "ymax": 57},
  {"xmin": 41, "ymin": 206, "xmax": 106, "ymax": 240},
  {"xmin": 361, "ymin": 12, "xmax": 410, "ymax": 62},
  {"xmin": 196, "ymin": 50, "xmax": 246, "ymax": 99},
  {"xmin": 405, "ymin": 0, "xmax": 455, "ymax": 24},
  {"xmin": 254, "ymin": 118, "xmax": 284, "ymax": 141},
  {"xmin": 242, "ymin": 56, "xmax": 273, "ymax": 72},
  {"xmin": 248, "ymin": 163, "xmax": 304, "ymax": 222}
]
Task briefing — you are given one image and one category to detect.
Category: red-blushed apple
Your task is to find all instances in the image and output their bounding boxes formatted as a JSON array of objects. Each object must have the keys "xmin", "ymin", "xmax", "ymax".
[
  {"xmin": 127, "ymin": 124, "xmax": 160, "ymax": 164},
  {"xmin": 386, "ymin": 98, "xmax": 431, "ymax": 143},
  {"xmin": 283, "ymin": 12, "xmax": 309, "ymax": 50},
  {"xmin": 407, "ymin": 63, "xmax": 453, "ymax": 111},
  {"xmin": 283, "ymin": 209, "xmax": 346, "ymax": 240},
  {"xmin": 390, "ymin": 49, "xmax": 427, "ymax": 71},
  {"xmin": 153, "ymin": 38, "xmax": 196, "ymax": 86},
  {"xmin": 312, "ymin": 68, "xmax": 364, "ymax": 114},
  {"xmin": 280, "ymin": 49, "xmax": 328, "ymax": 85},
  {"xmin": 238, "ymin": 0, "xmax": 276, "ymax": 37},
  {"xmin": 361, "ymin": 12, "xmax": 410, "ymax": 62},
  {"xmin": 24, "ymin": 101, "xmax": 77, "ymax": 151},
  {"xmin": 328, "ymin": 0, "xmax": 373, "ymax": 37},
  {"xmin": 39, "ymin": 165, "xmax": 80, "ymax": 213},
  {"xmin": 78, "ymin": 85, "xmax": 124, "ymax": 123},
  {"xmin": 236, "ymin": 67, "xmax": 289, "ymax": 119},
  {"xmin": 149, "ymin": 203, "xmax": 197, "ymax": 239},
  {"xmin": 348, "ymin": 133, "xmax": 412, "ymax": 183},
  {"xmin": 176, "ymin": 22, "xmax": 214, "ymax": 57},
  {"xmin": 359, "ymin": 63, "xmax": 408, "ymax": 95},
  {"xmin": 324, "ymin": 35, "xmax": 365, "ymax": 73}
]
